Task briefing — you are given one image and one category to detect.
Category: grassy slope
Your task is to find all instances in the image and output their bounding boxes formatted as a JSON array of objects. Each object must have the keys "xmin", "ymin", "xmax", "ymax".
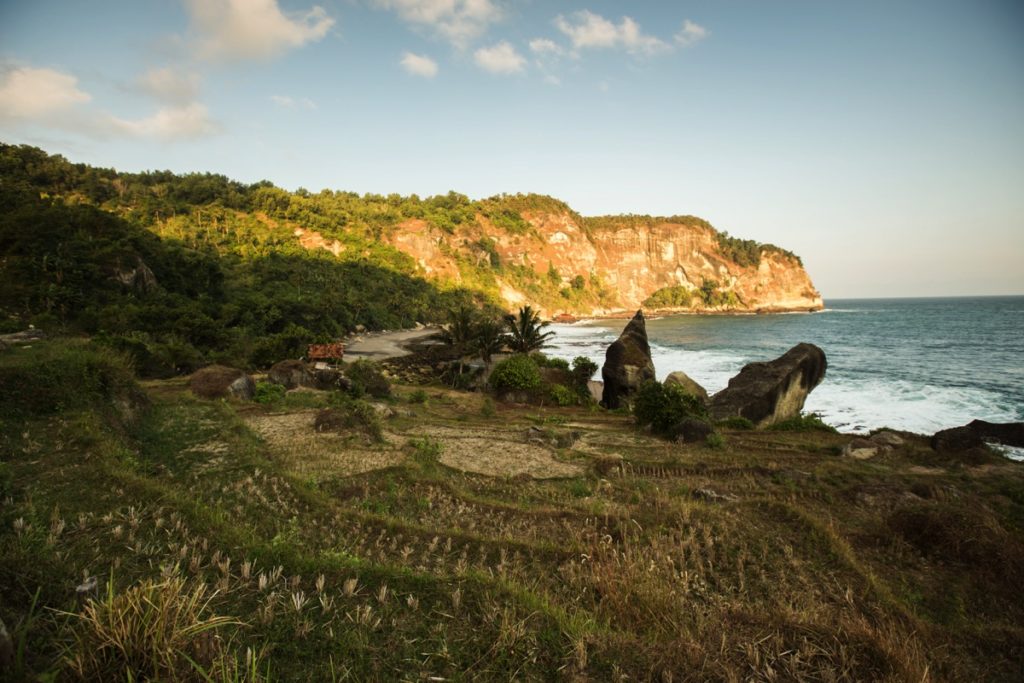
[{"xmin": 2, "ymin": 345, "xmax": 1024, "ymax": 681}]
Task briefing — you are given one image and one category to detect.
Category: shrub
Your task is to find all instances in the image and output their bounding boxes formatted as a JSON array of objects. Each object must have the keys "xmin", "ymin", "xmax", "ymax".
[
  {"xmin": 253, "ymin": 381, "xmax": 285, "ymax": 404},
  {"xmin": 489, "ymin": 354, "xmax": 541, "ymax": 392},
  {"xmin": 769, "ymin": 413, "xmax": 836, "ymax": 433},
  {"xmin": 570, "ymin": 356, "xmax": 598, "ymax": 393},
  {"xmin": 549, "ymin": 384, "xmax": 577, "ymax": 407},
  {"xmin": 345, "ymin": 359, "xmax": 391, "ymax": 399},
  {"xmin": 316, "ymin": 397, "xmax": 384, "ymax": 441},
  {"xmin": 530, "ymin": 352, "xmax": 570, "ymax": 371},
  {"xmin": 408, "ymin": 389, "xmax": 428, "ymax": 404},
  {"xmin": 633, "ymin": 381, "xmax": 708, "ymax": 437},
  {"xmin": 0, "ymin": 340, "xmax": 140, "ymax": 421},
  {"xmin": 642, "ymin": 285, "xmax": 693, "ymax": 309},
  {"xmin": 480, "ymin": 396, "xmax": 496, "ymax": 417},
  {"xmin": 706, "ymin": 433, "xmax": 725, "ymax": 449},
  {"xmin": 718, "ymin": 416, "xmax": 754, "ymax": 430}
]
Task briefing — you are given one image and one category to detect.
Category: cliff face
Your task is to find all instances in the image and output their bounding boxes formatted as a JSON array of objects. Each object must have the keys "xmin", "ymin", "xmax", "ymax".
[{"xmin": 381, "ymin": 211, "xmax": 823, "ymax": 316}]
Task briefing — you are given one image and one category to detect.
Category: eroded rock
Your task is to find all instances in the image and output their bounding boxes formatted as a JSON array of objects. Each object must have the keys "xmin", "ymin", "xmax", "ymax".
[
  {"xmin": 931, "ymin": 420, "xmax": 1024, "ymax": 452},
  {"xmin": 708, "ymin": 343, "xmax": 827, "ymax": 428},
  {"xmin": 601, "ymin": 310, "xmax": 656, "ymax": 409}
]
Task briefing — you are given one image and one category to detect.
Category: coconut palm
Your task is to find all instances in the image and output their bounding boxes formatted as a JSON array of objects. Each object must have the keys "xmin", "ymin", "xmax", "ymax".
[
  {"xmin": 504, "ymin": 305, "xmax": 555, "ymax": 353},
  {"xmin": 474, "ymin": 318, "xmax": 509, "ymax": 363}
]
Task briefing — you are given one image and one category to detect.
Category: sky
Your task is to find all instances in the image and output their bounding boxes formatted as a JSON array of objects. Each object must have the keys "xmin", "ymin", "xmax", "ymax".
[{"xmin": 1, "ymin": 0, "xmax": 1022, "ymax": 299}]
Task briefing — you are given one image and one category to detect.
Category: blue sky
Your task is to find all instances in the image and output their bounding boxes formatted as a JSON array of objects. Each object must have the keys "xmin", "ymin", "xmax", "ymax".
[{"xmin": 1, "ymin": 0, "xmax": 1022, "ymax": 298}]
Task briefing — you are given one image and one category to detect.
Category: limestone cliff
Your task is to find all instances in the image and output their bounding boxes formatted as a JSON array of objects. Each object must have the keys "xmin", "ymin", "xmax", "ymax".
[{"xmin": 378, "ymin": 209, "xmax": 823, "ymax": 316}]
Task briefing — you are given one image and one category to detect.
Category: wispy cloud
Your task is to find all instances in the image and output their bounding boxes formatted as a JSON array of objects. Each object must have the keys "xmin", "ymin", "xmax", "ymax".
[
  {"xmin": 270, "ymin": 94, "xmax": 317, "ymax": 109},
  {"xmin": 110, "ymin": 103, "xmax": 220, "ymax": 139},
  {"xmin": 377, "ymin": 0, "xmax": 502, "ymax": 48},
  {"xmin": 0, "ymin": 63, "xmax": 218, "ymax": 140},
  {"xmin": 400, "ymin": 51, "xmax": 439, "ymax": 78},
  {"xmin": 528, "ymin": 38, "xmax": 564, "ymax": 57},
  {"xmin": 185, "ymin": 0, "xmax": 334, "ymax": 61},
  {"xmin": 0, "ymin": 66, "xmax": 91, "ymax": 120},
  {"xmin": 135, "ymin": 66, "xmax": 201, "ymax": 104},
  {"xmin": 554, "ymin": 10, "xmax": 671, "ymax": 56},
  {"xmin": 474, "ymin": 41, "xmax": 526, "ymax": 75},
  {"xmin": 674, "ymin": 20, "xmax": 708, "ymax": 47}
]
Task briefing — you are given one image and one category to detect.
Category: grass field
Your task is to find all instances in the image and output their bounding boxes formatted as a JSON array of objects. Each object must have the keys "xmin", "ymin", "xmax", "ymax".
[{"xmin": 2, "ymin": 342, "xmax": 1023, "ymax": 681}]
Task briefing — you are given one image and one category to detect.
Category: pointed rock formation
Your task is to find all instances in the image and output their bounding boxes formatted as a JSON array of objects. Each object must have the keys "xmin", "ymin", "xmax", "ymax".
[
  {"xmin": 708, "ymin": 343, "xmax": 827, "ymax": 428},
  {"xmin": 601, "ymin": 310, "xmax": 656, "ymax": 409}
]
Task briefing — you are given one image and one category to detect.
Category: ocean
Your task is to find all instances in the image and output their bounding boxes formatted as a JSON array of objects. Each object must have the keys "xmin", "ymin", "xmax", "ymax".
[{"xmin": 546, "ymin": 296, "xmax": 1024, "ymax": 447}]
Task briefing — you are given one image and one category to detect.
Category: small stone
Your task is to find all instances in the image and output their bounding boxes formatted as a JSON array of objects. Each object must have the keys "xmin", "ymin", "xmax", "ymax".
[{"xmin": 843, "ymin": 438, "xmax": 880, "ymax": 460}]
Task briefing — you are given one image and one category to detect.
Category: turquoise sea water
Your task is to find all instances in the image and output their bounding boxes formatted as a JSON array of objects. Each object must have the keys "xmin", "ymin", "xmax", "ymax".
[{"xmin": 546, "ymin": 296, "xmax": 1024, "ymax": 437}]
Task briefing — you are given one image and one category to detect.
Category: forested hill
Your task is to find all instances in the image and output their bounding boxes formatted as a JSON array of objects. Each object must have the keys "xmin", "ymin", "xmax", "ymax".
[{"xmin": 0, "ymin": 143, "xmax": 819, "ymax": 375}]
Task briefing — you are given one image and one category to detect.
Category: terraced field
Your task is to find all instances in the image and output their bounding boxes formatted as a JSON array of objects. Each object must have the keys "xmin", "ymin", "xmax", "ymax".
[{"xmin": 3, "ymin": 374, "xmax": 1024, "ymax": 681}]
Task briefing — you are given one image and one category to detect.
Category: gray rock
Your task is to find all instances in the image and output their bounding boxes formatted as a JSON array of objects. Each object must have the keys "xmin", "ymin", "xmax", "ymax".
[
  {"xmin": 601, "ymin": 310, "xmax": 656, "ymax": 409},
  {"xmin": 267, "ymin": 359, "xmax": 312, "ymax": 390},
  {"xmin": 189, "ymin": 365, "xmax": 256, "ymax": 400},
  {"xmin": 871, "ymin": 430, "xmax": 904, "ymax": 447},
  {"xmin": 708, "ymin": 343, "xmax": 827, "ymax": 428},
  {"xmin": 672, "ymin": 418, "xmax": 713, "ymax": 443},
  {"xmin": 664, "ymin": 371, "xmax": 709, "ymax": 402},
  {"xmin": 843, "ymin": 438, "xmax": 881, "ymax": 460}
]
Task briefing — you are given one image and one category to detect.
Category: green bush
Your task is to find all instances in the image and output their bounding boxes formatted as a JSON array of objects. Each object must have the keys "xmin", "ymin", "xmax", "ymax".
[
  {"xmin": 632, "ymin": 381, "xmax": 708, "ymax": 436},
  {"xmin": 530, "ymin": 352, "xmax": 569, "ymax": 371},
  {"xmin": 253, "ymin": 381, "xmax": 285, "ymax": 404},
  {"xmin": 549, "ymin": 384, "xmax": 576, "ymax": 407},
  {"xmin": 570, "ymin": 356, "xmax": 598, "ymax": 393},
  {"xmin": 0, "ymin": 340, "xmax": 138, "ymax": 421},
  {"xmin": 489, "ymin": 354, "xmax": 541, "ymax": 392},
  {"xmin": 317, "ymin": 395, "xmax": 383, "ymax": 441},
  {"xmin": 408, "ymin": 389, "xmax": 428, "ymax": 404},
  {"xmin": 345, "ymin": 360, "xmax": 391, "ymax": 399},
  {"xmin": 642, "ymin": 285, "xmax": 693, "ymax": 309},
  {"xmin": 718, "ymin": 416, "xmax": 754, "ymax": 430},
  {"xmin": 706, "ymin": 433, "xmax": 725, "ymax": 449},
  {"xmin": 769, "ymin": 413, "xmax": 836, "ymax": 433},
  {"xmin": 480, "ymin": 396, "xmax": 496, "ymax": 417}
]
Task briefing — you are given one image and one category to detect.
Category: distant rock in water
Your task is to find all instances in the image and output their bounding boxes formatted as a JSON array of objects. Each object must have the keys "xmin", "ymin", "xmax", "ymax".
[
  {"xmin": 189, "ymin": 365, "xmax": 255, "ymax": 400},
  {"xmin": 601, "ymin": 310, "xmax": 656, "ymax": 409},
  {"xmin": 931, "ymin": 420, "xmax": 1024, "ymax": 452},
  {"xmin": 709, "ymin": 343, "xmax": 827, "ymax": 428},
  {"xmin": 664, "ymin": 371, "xmax": 709, "ymax": 402}
]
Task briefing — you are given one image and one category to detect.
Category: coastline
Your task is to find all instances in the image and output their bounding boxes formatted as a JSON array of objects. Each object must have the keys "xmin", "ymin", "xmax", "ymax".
[{"xmin": 553, "ymin": 304, "xmax": 823, "ymax": 324}]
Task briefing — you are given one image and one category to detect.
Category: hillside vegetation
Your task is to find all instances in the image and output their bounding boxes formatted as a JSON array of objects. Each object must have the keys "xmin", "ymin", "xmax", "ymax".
[
  {"xmin": 2, "ymin": 341, "xmax": 1023, "ymax": 680},
  {"xmin": 1, "ymin": 143, "xmax": 806, "ymax": 374}
]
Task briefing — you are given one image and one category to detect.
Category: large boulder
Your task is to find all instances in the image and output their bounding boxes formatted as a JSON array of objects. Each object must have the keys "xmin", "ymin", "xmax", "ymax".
[
  {"xmin": 708, "ymin": 343, "xmax": 827, "ymax": 428},
  {"xmin": 189, "ymin": 365, "xmax": 255, "ymax": 400},
  {"xmin": 601, "ymin": 310, "xmax": 656, "ymax": 409},
  {"xmin": 931, "ymin": 420, "xmax": 1024, "ymax": 452},
  {"xmin": 267, "ymin": 359, "xmax": 313, "ymax": 390},
  {"xmin": 664, "ymin": 371, "xmax": 709, "ymax": 402}
]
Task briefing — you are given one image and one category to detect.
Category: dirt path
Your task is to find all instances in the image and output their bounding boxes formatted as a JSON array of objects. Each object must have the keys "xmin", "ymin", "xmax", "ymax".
[{"xmin": 344, "ymin": 328, "xmax": 442, "ymax": 361}]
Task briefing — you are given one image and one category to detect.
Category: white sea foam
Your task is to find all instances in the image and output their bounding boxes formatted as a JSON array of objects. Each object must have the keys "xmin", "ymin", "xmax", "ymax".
[{"xmin": 546, "ymin": 323, "xmax": 1022, "ymax": 438}]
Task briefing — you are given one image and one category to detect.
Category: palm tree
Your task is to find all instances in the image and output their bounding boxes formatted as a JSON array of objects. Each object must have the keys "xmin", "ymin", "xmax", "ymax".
[
  {"xmin": 440, "ymin": 307, "xmax": 478, "ymax": 353},
  {"xmin": 474, "ymin": 318, "xmax": 509, "ymax": 363},
  {"xmin": 504, "ymin": 305, "xmax": 555, "ymax": 353}
]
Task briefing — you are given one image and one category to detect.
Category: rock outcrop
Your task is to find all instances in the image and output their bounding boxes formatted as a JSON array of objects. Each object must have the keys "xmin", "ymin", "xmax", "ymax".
[
  {"xmin": 268, "ymin": 359, "xmax": 313, "ymax": 390},
  {"xmin": 601, "ymin": 310, "xmax": 656, "ymax": 409},
  {"xmin": 664, "ymin": 371, "xmax": 709, "ymax": 402},
  {"xmin": 931, "ymin": 420, "xmax": 1024, "ymax": 452},
  {"xmin": 189, "ymin": 365, "xmax": 255, "ymax": 400},
  {"xmin": 708, "ymin": 343, "xmax": 827, "ymax": 428}
]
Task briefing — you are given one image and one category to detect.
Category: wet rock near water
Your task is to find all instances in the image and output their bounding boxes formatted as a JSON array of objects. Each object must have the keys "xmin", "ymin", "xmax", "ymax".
[
  {"xmin": 931, "ymin": 420, "xmax": 1024, "ymax": 453},
  {"xmin": 708, "ymin": 343, "xmax": 827, "ymax": 428},
  {"xmin": 601, "ymin": 310, "xmax": 656, "ymax": 409}
]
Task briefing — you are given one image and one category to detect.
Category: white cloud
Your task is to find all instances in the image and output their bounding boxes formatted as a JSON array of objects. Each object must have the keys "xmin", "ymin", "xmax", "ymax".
[
  {"xmin": 136, "ymin": 67, "xmax": 201, "ymax": 104},
  {"xmin": 0, "ymin": 66, "xmax": 91, "ymax": 120},
  {"xmin": 186, "ymin": 0, "xmax": 334, "ymax": 61},
  {"xmin": 474, "ymin": 41, "xmax": 526, "ymax": 75},
  {"xmin": 528, "ymin": 38, "xmax": 564, "ymax": 56},
  {"xmin": 400, "ymin": 51, "xmax": 439, "ymax": 78},
  {"xmin": 554, "ymin": 10, "xmax": 670, "ymax": 56},
  {"xmin": 271, "ymin": 94, "xmax": 317, "ymax": 109},
  {"xmin": 377, "ymin": 0, "xmax": 502, "ymax": 47},
  {"xmin": 110, "ymin": 103, "xmax": 219, "ymax": 139},
  {"xmin": 674, "ymin": 19, "xmax": 708, "ymax": 47},
  {"xmin": 543, "ymin": 74, "xmax": 560, "ymax": 86}
]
